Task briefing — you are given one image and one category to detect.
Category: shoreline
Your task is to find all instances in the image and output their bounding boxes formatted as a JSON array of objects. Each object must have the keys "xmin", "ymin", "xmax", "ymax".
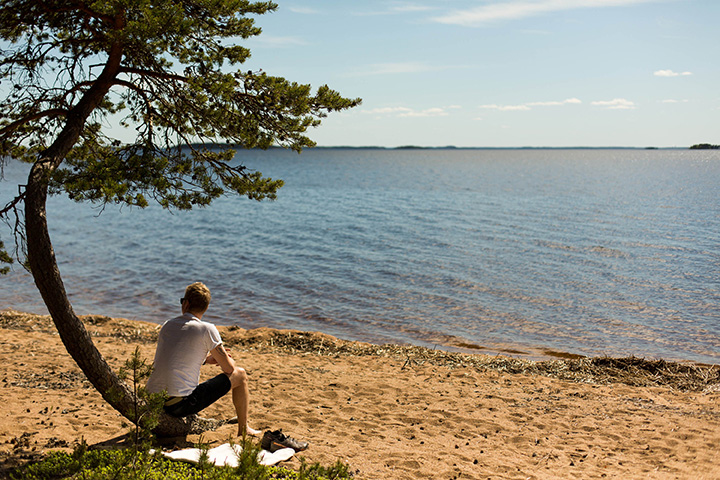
[
  {"xmin": 4, "ymin": 300, "xmax": 717, "ymax": 366},
  {"xmin": 2, "ymin": 309, "xmax": 720, "ymax": 478},
  {"xmin": 3, "ymin": 309, "xmax": 718, "ymax": 387}
]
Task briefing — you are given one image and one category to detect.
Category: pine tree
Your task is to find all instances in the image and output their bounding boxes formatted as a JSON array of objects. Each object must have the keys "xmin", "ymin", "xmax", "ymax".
[{"xmin": 0, "ymin": 0, "xmax": 360, "ymax": 436}]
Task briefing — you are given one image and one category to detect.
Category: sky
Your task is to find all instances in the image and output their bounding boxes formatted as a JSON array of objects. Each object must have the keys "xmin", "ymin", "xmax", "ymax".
[{"xmin": 236, "ymin": 0, "xmax": 719, "ymax": 148}]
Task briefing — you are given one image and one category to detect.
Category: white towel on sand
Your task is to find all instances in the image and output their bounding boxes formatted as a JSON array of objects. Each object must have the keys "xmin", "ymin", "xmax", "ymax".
[{"xmin": 160, "ymin": 443, "xmax": 295, "ymax": 467}]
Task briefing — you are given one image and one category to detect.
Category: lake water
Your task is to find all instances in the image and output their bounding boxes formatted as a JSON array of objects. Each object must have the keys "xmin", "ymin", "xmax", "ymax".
[{"xmin": 2, "ymin": 148, "xmax": 719, "ymax": 364}]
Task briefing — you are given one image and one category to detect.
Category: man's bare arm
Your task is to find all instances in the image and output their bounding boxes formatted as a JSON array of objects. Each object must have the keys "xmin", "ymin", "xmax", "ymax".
[{"xmin": 209, "ymin": 344, "xmax": 236, "ymax": 374}]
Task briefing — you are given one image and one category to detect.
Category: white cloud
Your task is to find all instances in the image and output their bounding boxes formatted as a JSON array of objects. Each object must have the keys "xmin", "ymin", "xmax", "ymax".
[
  {"xmin": 288, "ymin": 6, "xmax": 322, "ymax": 15},
  {"xmin": 391, "ymin": 4, "xmax": 436, "ymax": 13},
  {"xmin": 527, "ymin": 98, "xmax": 582, "ymax": 106},
  {"xmin": 526, "ymin": 101, "xmax": 564, "ymax": 107},
  {"xmin": 363, "ymin": 107, "xmax": 413, "ymax": 115},
  {"xmin": 480, "ymin": 98, "xmax": 581, "ymax": 111},
  {"xmin": 363, "ymin": 106, "xmax": 454, "ymax": 118},
  {"xmin": 250, "ymin": 36, "xmax": 309, "ymax": 48},
  {"xmin": 433, "ymin": 0, "xmax": 663, "ymax": 26},
  {"xmin": 485, "ymin": 97, "xmax": 635, "ymax": 111},
  {"xmin": 480, "ymin": 104, "xmax": 532, "ymax": 111},
  {"xmin": 399, "ymin": 107, "xmax": 450, "ymax": 118},
  {"xmin": 654, "ymin": 69, "xmax": 693, "ymax": 77},
  {"xmin": 591, "ymin": 98, "xmax": 636, "ymax": 109},
  {"xmin": 352, "ymin": 3, "xmax": 437, "ymax": 16}
]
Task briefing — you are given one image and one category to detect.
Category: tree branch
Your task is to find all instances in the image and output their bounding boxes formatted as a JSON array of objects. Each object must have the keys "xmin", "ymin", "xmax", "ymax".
[
  {"xmin": 119, "ymin": 66, "xmax": 187, "ymax": 83},
  {"xmin": 0, "ymin": 109, "xmax": 68, "ymax": 137},
  {"xmin": 0, "ymin": 186, "xmax": 27, "ymax": 265},
  {"xmin": 0, "ymin": 189, "xmax": 26, "ymax": 218}
]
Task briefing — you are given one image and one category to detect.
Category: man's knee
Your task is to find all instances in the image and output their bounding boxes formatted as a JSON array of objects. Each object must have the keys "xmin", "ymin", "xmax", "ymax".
[{"xmin": 228, "ymin": 367, "xmax": 248, "ymax": 389}]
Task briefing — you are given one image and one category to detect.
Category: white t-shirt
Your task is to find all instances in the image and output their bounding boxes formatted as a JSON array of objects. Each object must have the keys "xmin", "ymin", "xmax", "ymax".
[{"xmin": 146, "ymin": 312, "xmax": 223, "ymax": 397}]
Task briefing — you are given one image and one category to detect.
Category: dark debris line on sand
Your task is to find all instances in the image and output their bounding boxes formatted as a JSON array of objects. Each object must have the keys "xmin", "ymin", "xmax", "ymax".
[
  {"xmin": 2, "ymin": 310, "xmax": 719, "ymax": 393},
  {"xmin": 229, "ymin": 327, "xmax": 720, "ymax": 393}
]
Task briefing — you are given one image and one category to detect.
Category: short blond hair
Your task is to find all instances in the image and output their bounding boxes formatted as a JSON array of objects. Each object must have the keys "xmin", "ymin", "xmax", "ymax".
[{"xmin": 184, "ymin": 282, "xmax": 211, "ymax": 313}]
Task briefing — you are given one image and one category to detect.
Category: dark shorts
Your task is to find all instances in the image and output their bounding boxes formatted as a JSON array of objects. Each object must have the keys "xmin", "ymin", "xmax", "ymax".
[{"xmin": 163, "ymin": 374, "xmax": 232, "ymax": 418}]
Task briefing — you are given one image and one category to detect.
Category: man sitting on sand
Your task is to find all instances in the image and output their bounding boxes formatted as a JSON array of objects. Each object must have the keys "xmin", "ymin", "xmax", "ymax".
[{"xmin": 146, "ymin": 282, "xmax": 260, "ymax": 437}]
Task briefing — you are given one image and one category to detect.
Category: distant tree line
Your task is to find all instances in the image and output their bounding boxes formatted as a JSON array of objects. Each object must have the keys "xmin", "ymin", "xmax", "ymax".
[{"xmin": 690, "ymin": 143, "xmax": 720, "ymax": 149}]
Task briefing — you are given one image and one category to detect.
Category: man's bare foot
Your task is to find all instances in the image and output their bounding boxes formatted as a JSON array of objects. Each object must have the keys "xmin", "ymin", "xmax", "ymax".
[{"xmin": 240, "ymin": 425, "xmax": 262, "ymax": 437}]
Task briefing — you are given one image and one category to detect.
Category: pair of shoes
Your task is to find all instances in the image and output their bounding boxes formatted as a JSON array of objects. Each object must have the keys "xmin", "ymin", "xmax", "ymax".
[{"xmin": 261, "ymin": 430, "xmax": 309, "ymax": 452}]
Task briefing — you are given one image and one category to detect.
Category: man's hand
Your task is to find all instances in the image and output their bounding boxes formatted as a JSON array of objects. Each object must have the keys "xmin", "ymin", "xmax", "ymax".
[{"xmin": 205, "ymin": 349, "xmax": 231, "ymax": 365}]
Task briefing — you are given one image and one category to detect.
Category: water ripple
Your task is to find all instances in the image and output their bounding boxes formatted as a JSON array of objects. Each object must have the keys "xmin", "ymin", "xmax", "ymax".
[{"xmin": 2, "ymin": 148, "xmax": 719, "ymax": 363}]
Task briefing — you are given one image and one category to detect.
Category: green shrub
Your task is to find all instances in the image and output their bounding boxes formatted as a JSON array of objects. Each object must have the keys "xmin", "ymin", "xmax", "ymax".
[
  {"xmin": 10, "ymin": 438, "xmax": 353, "ymax": 479},
  {"xmin": 116, "ymin": 346, "xmax": 165, "ymax": 448}
]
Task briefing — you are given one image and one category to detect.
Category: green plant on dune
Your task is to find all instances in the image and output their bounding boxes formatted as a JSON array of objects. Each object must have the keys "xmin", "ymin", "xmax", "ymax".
[
  {"xmin": 116, "ymin": 346, "xmax": 165, "ymax": 448},
  {"xmin": 9, "ymin": 436, "xmax": 353, "ymax": 480}
]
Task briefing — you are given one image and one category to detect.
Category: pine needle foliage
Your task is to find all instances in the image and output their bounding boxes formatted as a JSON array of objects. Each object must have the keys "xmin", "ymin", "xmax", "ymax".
[
  {"xmin": 0, "ymin": 0, "xmax": 361, "ymax": 211},
  {"xmin": 0, "ymin": 240, "xmax": 12, "ymax": 274}
]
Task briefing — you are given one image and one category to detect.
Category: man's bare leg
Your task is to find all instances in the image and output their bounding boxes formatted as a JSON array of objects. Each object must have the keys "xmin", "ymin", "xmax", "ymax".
[{"xmin": 229, "ymin": 368, "xmax": 261, "ymax": 436}]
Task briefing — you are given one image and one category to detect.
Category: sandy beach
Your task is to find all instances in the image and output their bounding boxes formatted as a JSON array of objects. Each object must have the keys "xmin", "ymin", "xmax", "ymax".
[{"xmin": 1, "ymin": 309, "xmax": 719, "ymax": 479}]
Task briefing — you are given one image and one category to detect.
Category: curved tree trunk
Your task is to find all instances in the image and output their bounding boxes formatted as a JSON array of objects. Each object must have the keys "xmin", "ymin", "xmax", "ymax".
[
  {"xmin": 24, "ymin": 164, "xmax": 196, "ymax": 437},
  {"xmin": 25, "ymin": 163, "xmax": 135, "ymax": 407},
  {"xmin": 22, "ymin": 41, "xmax": 199, "ymax": 438}
]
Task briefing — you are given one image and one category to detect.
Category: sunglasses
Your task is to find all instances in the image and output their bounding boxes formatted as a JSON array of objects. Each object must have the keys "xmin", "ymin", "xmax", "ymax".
[{"xmin": 180, "ymin": 298, "xmax": 186, "ymax": 305}]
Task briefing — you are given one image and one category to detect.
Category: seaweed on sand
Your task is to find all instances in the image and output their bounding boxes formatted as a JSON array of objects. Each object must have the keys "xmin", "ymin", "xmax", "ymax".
[
  {"xmin": 228, "ymin": 328, "xmax": 720, "ymax": 393},
  {"xmin": 3, "ymin": 309, "xmax": 718, "ymax": 393}
]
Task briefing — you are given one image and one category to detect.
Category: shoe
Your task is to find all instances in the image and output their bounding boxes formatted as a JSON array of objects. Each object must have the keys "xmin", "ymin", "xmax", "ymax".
[{"xmin": 261, "ymin": 430, "xmax": 309, "ymax": 452}]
